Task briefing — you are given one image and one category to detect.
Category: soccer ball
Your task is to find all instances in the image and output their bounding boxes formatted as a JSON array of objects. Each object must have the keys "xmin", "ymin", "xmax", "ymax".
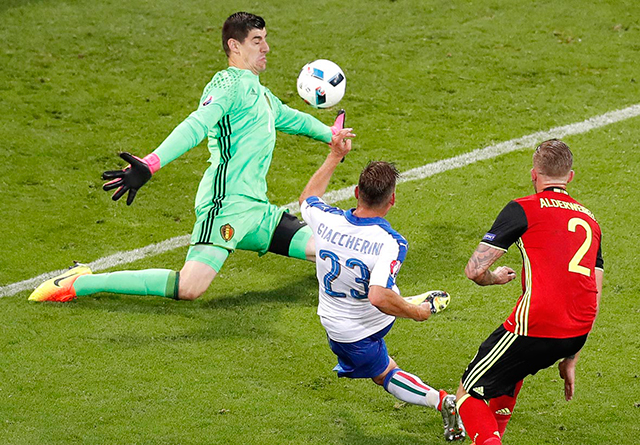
[{"xmin": 296, "ymin": 59, "xmax": 346, "ymax": 109}]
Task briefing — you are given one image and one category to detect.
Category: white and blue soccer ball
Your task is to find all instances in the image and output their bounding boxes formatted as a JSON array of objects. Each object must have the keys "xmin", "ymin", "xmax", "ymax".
[{"xmin": 297, "ymin": 59, "xmax": 346, "ymax": 109}]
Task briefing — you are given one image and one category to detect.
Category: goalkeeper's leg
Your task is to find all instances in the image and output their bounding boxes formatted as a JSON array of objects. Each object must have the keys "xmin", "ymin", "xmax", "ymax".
[
  {"xmin": 32, "ymin": 244, "xmax": 228, "ymax": 301},
  {"xmin": 267, "ymin": 213, "xmax": 315, "ymax": 262},
  {"xmin": 176, "ymin": 260, "xmax": 218, "ymax": 300},
  {"xmin": 73, "ymin": 269, "xmax": 182, "ymax": 299},
  {"xmin": 28, "ymin": 264, "xmax": 182, "ymax": 302},
  {"xmin": 75, "ymin": 260, "xmax": 221, "ymax": 301}
]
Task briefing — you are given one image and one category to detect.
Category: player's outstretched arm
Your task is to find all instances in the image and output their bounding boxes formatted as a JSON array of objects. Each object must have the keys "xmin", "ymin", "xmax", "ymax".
[
  {"xmin": 101, "ymin": 105, "xmax": 215, "ymax": 206},
  {"xmin": 299, "ymin": 128, "xmax": 354, "ymax": 204},
  {"xmin": 465, "ymin": 243, "xmax": 516, "ymax": 286}
]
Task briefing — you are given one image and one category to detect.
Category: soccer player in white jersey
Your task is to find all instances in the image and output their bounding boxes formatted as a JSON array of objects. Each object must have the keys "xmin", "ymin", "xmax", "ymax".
[{"xmin": 299, "ymin": 129, "xmax": 465, "ymax": 442}]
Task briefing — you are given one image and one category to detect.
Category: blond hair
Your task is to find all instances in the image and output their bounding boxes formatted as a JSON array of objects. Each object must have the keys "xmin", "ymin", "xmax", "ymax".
[{"xmin": 533, "ymin": 139, "xmax": 573, "ymax": 177}]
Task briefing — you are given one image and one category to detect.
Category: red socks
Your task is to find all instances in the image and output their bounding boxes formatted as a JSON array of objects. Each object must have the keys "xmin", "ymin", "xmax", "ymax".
[
  {"xmin": 458, "ymin": 395, "xmax": 501, "ymax": 445},
  {"xmin": 488, "ymin": 380, "xmax": 523, "ymax": 437},
  {"xmin": 459, "ymin": 380, "xmax": 524, "ymax": 444},
  {"xmin": 437, "ymin": 389, "xmax": 447, "ymax": 411}
]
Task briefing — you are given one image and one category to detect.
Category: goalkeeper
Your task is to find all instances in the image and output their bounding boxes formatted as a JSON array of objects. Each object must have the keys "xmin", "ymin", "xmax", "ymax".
[{"xmin": 29, "ymin": 12, "xmax": 346, "ymax": 302}]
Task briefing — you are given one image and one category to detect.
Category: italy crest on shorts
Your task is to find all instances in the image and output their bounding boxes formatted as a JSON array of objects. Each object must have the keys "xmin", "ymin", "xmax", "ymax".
[{"xmin": 220, "ymin": 223, "xmax": 235, "ymax": 242}]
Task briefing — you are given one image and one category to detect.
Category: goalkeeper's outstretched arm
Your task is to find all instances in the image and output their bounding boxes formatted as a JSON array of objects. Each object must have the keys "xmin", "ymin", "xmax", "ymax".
[
  {"xmin": 101, "ymin": 96, "xmax": 226, "ymax": 205},
  {"xmin": 271, "ymin": 93, "xmax": 346, "ymax": 143}
]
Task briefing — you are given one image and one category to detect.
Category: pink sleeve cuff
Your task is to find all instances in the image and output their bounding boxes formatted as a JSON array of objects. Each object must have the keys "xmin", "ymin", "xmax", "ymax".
[{"xmin": 143, "ymin": 153, "xmax": 161, "ymax": 174}]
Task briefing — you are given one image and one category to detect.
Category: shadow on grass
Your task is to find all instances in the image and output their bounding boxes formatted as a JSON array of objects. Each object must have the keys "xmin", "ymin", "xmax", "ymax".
[
  {"xmin": 331, "ymin": 409, "xmax": 442, "ymax": 445},
  {"xmin": 201, "ymin": 273, "xmax": 319, "ymax": 309},
  {"xmin": 36, "ymin": 274, "xmax": 322, "ymax": 345}
]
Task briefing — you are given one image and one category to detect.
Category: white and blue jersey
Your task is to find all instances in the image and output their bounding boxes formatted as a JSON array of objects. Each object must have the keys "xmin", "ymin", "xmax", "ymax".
[{"xmin": 301, "ymin": 196, "xmax": 408, "ymax": 343}]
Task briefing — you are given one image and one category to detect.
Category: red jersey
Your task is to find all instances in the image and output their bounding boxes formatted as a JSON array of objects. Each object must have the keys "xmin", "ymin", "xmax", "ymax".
[{"xmin": 481, "ymin": 188, "xmax": 603, "ymax": 338}]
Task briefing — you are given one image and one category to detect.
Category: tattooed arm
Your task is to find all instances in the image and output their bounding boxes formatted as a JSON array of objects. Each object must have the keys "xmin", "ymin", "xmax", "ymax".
[{"xmin": 465, "ymin": 243, "xmax": 517, "ymax": 286}]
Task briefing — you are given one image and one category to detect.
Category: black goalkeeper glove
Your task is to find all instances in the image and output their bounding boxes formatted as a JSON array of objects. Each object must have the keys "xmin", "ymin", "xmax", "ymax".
[{"xmin": 102, "ymin": 152, "xmax": 153, "ymax": 205}]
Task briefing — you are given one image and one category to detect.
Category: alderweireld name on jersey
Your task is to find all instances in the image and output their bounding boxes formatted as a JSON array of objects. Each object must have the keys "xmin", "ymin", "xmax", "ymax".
[{"xmin": 538, "ymin": 198, "xmax": 597, "ymax": 221}]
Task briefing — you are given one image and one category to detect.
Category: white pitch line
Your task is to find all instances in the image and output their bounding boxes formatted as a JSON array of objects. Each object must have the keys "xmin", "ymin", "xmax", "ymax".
[
  {"xmin": 1, "ymin": 235, "xmax": 191, "ymax": 299},
  {"xmin": 285, "ymin": 102, "xmax": 640, "ymax": 213},
  {"xmin": 3, "ymin": 103, "xmax": 640, "ymax": 298}
]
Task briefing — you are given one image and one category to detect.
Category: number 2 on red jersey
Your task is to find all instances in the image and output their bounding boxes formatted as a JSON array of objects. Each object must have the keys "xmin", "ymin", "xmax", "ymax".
[{"xmin": 568, "ymin": 217, "xmax": 592, "ymax": 276}]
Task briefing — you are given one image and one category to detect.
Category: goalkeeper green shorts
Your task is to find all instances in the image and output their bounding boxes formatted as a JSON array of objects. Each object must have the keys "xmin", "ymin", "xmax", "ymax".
[
  {"xmin": 187, "ymin": 197, "xmax": 312, "ymax": 271},
  {"xmin": 191, "ymin": 196, "xmax": 287, "ymax": 254}
]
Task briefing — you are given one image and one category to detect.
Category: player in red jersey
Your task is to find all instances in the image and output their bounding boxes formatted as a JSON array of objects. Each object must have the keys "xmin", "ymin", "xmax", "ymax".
[{"xmin": 455, "ymin": 139, "xmax": 604, "ymax": 445}]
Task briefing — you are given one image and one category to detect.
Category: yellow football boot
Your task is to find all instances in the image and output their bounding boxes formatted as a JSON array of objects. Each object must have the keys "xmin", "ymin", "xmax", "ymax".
[
  {"xmin": 28, "ymin": 264, "xmax": 92, "ymax": 302},
  {"xmin": 404, "ymin": 290, "xmax": 451, "ymax": 314}
]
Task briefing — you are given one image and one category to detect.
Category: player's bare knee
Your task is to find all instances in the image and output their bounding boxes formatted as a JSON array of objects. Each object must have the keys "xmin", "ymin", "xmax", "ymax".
[
  {"xmin": 177, "ymin": 274, "xmax": 209, "ymax": 300},
  {"xmin": 372, "ymin": 375, "xmax": 385, "ymax": 386},
  {"xmin": 178, "ymin": 287, "xmax": 204, "ymax": 301},
  {"xmin": 177, "ymin": 261, "xmax": 217, "ymax": 300},
  {"xmin": 178, "ymin": 293, "xmax": 196, "ymax": 301},
  {"xmin": 372, "ymin": 358, "xmax": 398, "ymax": 386}
]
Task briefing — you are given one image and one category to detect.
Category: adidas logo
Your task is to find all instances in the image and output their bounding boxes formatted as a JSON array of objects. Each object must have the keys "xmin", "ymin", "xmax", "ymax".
[
  {"xmin": 495, "ymin": 408, "xmax": 512, "ymax": 416},
  {"xmin": 249, "ymin": 87, "xmax": 258, "ymax": 95},
  {"xmin": 473, "ymin": 386, "xmax": 484, "ymax": 397}
]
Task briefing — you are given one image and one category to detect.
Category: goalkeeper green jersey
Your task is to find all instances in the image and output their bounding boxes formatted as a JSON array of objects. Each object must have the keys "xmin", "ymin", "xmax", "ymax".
[{"xmin": 151, "ymin": 66, "xmax": 332, "ymax": 207}]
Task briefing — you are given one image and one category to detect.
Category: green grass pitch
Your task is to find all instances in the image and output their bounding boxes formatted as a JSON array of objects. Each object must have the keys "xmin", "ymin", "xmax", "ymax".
[{"xmin": 1, "ymin": 0, "xmax": 639, "ymax": 443}]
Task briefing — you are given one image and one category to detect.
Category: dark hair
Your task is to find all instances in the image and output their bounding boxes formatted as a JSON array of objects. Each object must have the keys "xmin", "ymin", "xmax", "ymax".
[
  {"xmin": 533, "ymin": 139, "xmax": 573, "ymax": 177},
  {"xmin": 357, "ymin": 161, "xmax": 400, "ymax": 208},
  {"xmin": 222, "ymin": 12, "xmax": 266, "ymax": 57}
]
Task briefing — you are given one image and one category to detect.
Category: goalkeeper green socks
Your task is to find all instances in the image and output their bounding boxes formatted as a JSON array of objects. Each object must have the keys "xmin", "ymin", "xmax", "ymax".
[{"xmin": 73, "ymin": 269, "xmax": 180, "ymax": 299}]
